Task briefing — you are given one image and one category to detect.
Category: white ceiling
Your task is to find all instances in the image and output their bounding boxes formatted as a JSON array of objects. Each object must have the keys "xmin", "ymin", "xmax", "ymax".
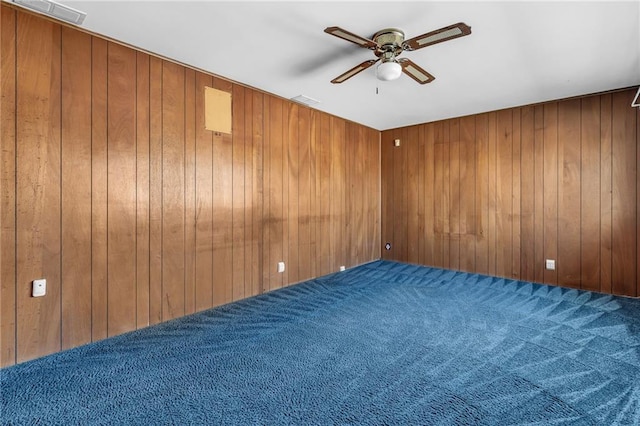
[{"xmin": 37, "ymin": 1, "xmax": 640, "ymax": 129}]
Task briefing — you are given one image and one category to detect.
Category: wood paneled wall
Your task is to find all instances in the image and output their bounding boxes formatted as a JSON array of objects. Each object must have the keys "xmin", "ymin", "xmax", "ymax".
[
  {"xmin": 382, "ymin": 89, "xmax": 640, "ymax": 297},
  {"xmin": 0, "ymin": 7, "xmax": 380, "ymax": 366}
]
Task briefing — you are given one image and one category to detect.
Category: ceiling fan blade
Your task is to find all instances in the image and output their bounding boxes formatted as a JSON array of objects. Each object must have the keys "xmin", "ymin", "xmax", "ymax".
[
  {"xmin": 403, "ymin": 22, "xmax": 471, "ymax": 51},
  {"xmin": 398, "ymin": 59, "xmax": 435, "ymax": 84},
  {"xmin": 331, "ymin": 59, "xmax": 379, "ymax": 84},
  {"xmin": 324, "ymin": 26, "xmax": 377, "ymax": 50}
]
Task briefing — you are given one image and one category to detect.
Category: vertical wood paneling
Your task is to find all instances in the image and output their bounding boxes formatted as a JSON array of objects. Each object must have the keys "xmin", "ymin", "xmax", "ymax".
[
  {"xmin": 520, "ymin": 107, "xmax": 535, "ymax": 281},
  {"xmin": 442, "ymin": 123, "xmax": 451, "ymax": 268},
  {"xmin": 600, "ymin": 94, "xmax": 613, "ymax": 295},
  {"xmin": 496, "ymin": 110, "xmax": 512, "ymax": 278},
  {"xmin": 267, "ymin": 96, "xmax": 284, "ymax": 289},
  {"xmin": 309, "ymin": 110, "xmax": 318, "ymax": 276},
  {"xmin": 184, "ymin": 69, "xmax": 196, "ymax": 314},
  {"xmin": 281, "ymin": 106, "xmax": 290, "ymax": 284},
  {"xmin": 91, "ymin": 37, "xmax": 108, "ymax": 340},
  {"xmin": 350, "ymin": 123, "xmax": 362, "ymax": 266},
  {"xmin": 354, "ymin": 125, "xmax": 367, "ymax": 266},
  {"xmin": 345, "ymin": 123, "xmax": 354, "ymax": 266},
  {"xmin": 543, "ymin": 103, "xmax": 558, "ymax": 285},
  {"xmin": 611, "ymin": 91, "xmax": 637, "ymax": 296},
  {"xmin": 148, "ymin": 56, "xmax": 163, "ymax": 325},
  {"xmin": 330, "ymin": 117, "xmax": 346, "ymax": 271},
  {"xmin": 368, "ymin": 127, "xmax": 380, "ymax": 263},
  {"xmin": 232, "ymin": 84, "xmax": 246, "ymax": 299},
  {"xmin": 433, "ymin": 122, "xmax": 445, "ymax": 267},
  {"xmin": 370, "ymin": 128, "xmax": 381, "ymax": 261},
  {"xmin": 581, "ymin": 96, "xmax": 601, "ymax": 291},
  {"xmin": 423, "ymin": 124, "xmax": 435, "ymax": 266},
  {"xmin": 392, "ymin": 129, "xmax": 408, "ymax": 261},
  {"xmin": 261, "ymin": 95, "xmax": 271, "ymax": 291},
  {"xmin": 271, "ymin": 96, "xmax": 285, "ymax": 287},
  {"xmin": 358, "ymin": 127, "xmax": 375, "ymax": 265},
  {"xmin": 136, "ymin": 52, "xmax": 151, "ymax": 326},
  {"xmin": 161, "ymin": 60, "xmax": 186, "ymax": 320},
  {"xmin": 15, "ymin": 14, "xmax": 62, "ymax": 362},
  {"xmin": 194, "ymin": 72, "xmax": 213, "ymax": 311},
  {"xmin": 475, "ymin": 115, "xmax": 489, "ymax": 274},
  {"xmin": 107, "ymin": 43, "xmax": 137, "ymax": 335},
  {"xmin": 360, "ymin": 126, "xmax": 370, "ymax": 261},
  {"xmin": 243, "ymin": 89, "xmax": 256, "ymax": 297},
  {"xmin": 212, "ymin": 78, "xmax": 233, "ymax": 303},
  {"xmin": 381, "ymin": 89, "xmax": 637, "ymax": 296},
  {"xmin": 344, "ymin": 122, "xmax": 376, "ymax": 267},
  {"xmin": 380, "ymin": 131, "xmax": 394, "ymax": 261},
  {"xmin": 533, "ymin": 106, "xmax": 545, "ymax": 283},
  {"xmin": 251, "ymin": 91, "xmax": 264, "ymax": 295},
  {"xmin": 557, "ymin": 99, "xmax": 582, "ymax": 288},
  {"xmin": 317, "ymin": 113, "xmax": 332, "ymax": 274},
  {"xmin": 407, "ymin": 126, "xmax": 420, "ymax": 264},
  {"xmin": 2, "ymin": 10, "xmax": 381, "ymax": 365},
  {"xmin": 61, "ymin": 28, "xmax": 92, "ymax": 349},
  {"xmin": 487, "ymin": 113, "xmax": 497, "ymax": 276},
  {"xmin": 459, "ymin": 116, "xmax": 476, "ymax": 272},
  {"xmin": 298, "ymin": 107, "xmax": 312, "ymax": 278},
  {"xmin": 511, "ymin": 109, "xmax": 521, "ymax": 279},
  {"xmin": 417, "ymin": 125, "xmax": 426, "ymax": 265},
  {"xmin": 1, "ymin": 5, "xmax": 17, "ymax": 366},
  {"xmin": 287, "ymin": 103, "xmax": 299, "ymax": 282},
  {"xmin": 449, "ymin": 119, "xmax": 461, "ymax": 270}
]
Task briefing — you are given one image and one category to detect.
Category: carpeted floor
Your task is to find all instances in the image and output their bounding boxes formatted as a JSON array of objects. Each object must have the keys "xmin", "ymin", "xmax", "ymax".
[{"xmin": 2, "ymin": 261, "xmax": 640, "ymax": 425}]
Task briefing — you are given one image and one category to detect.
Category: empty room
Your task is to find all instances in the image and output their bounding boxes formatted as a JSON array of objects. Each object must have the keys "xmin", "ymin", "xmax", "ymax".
[{"xmin": 1, "ymin": 0, "xmax": 639, "ymax": 424}]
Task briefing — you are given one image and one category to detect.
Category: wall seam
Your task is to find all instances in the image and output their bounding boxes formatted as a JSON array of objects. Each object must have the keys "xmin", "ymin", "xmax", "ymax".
[
  {"xmin": 134, "ymin": 50, "xmax": 138, "ymax": 327},
  {"xmin": 13, "ymin": 8, "xmax": 19, "ymax": 365},
  {"xmin": 59, "ymin": 24, "xmax": 63, "ymax": 352},
  {"xmin": 156, "ymin": 59, "xmax": 163, "ymax": 320},
  {"xmin": 105, "ymin": 41, "xmax": 109, "ymax": 338},
  {"xmin": 89, "ymin": 34, "xmax": 94, "ymax": 343},
  {"xmin": 182, "ymin": 68, "xmax": 186, "ymax": 315}
]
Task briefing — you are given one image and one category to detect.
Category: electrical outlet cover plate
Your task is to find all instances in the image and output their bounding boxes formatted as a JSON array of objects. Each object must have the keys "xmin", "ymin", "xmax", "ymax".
[
  {"xmin": 545, "ymin": 259, "xmax": 555, "ymax": 270},
  {"xmin": 32, "ymin": 279, "xmax": 46, "ymax": 297},
  {"xmin": 277, "ymin": 262, "xmax": 285, "ymax": 273}
]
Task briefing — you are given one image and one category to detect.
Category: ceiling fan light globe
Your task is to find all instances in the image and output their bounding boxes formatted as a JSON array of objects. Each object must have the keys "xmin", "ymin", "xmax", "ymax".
[{"xmin": 376, "ymin": 61, "xmax": 402, "ymax": 81}]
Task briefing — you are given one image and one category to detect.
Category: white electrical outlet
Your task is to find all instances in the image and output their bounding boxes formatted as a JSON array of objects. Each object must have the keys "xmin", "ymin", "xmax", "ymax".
[
  {"xmin": 339, "ymin": 266, "xmax": 346, "ymax": 272},
  {"xmin": 545, "ymin": 259, "xmax": 556, "ymax": 270},
  {"xmin": 277, "ymin": 262, "xmax": 285, "ymax": 273},
  {"xmin": 32, "ymin": 279, "xmax": 46, "ymax": 297}
]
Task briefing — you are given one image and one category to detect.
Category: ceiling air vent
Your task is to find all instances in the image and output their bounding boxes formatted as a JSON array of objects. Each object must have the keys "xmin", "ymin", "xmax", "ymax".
[
  {"xmin": 290, "ymin": 95, "xmax": 320, "ymax": 107},
  {"xmin": 13, "ymin": 0, "xmax": 87, "ymax": 25}
]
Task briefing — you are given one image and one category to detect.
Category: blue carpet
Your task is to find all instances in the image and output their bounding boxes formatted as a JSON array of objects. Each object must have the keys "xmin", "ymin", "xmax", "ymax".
[{"xmin": 2, "ymin": 261, "xmax": 640, "ymax": 425}]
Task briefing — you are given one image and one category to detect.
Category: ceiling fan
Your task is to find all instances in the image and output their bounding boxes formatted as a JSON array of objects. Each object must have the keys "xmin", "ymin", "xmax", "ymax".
[{"xmin": 324, "ymin": 22, "xmax": 471, "ymax": 84}]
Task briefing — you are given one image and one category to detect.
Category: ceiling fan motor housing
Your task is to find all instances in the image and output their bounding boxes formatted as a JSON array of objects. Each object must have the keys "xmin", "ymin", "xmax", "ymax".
[{"xmin": 373, "ymin": 28, "xmax": 405, "ymax": 59}]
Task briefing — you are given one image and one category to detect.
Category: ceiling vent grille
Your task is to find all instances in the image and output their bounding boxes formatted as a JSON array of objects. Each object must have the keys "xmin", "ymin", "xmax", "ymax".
[
  {"xmin": 13, "ymin": 0, "xmax": 86, "ymax": 25},
  {"xmin": 290, "ymin": 95, "xmax": 320, "ymax": 107}
]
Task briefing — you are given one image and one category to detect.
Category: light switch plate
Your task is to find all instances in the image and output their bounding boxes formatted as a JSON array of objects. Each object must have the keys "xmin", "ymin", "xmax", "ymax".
[
  {"xmin": 32, "ymin": 279, "xmax": 46, "ymax": 297},
  {"xmin": 277, "ymin": 262, "xmax": 285, "ymax": 273}
]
